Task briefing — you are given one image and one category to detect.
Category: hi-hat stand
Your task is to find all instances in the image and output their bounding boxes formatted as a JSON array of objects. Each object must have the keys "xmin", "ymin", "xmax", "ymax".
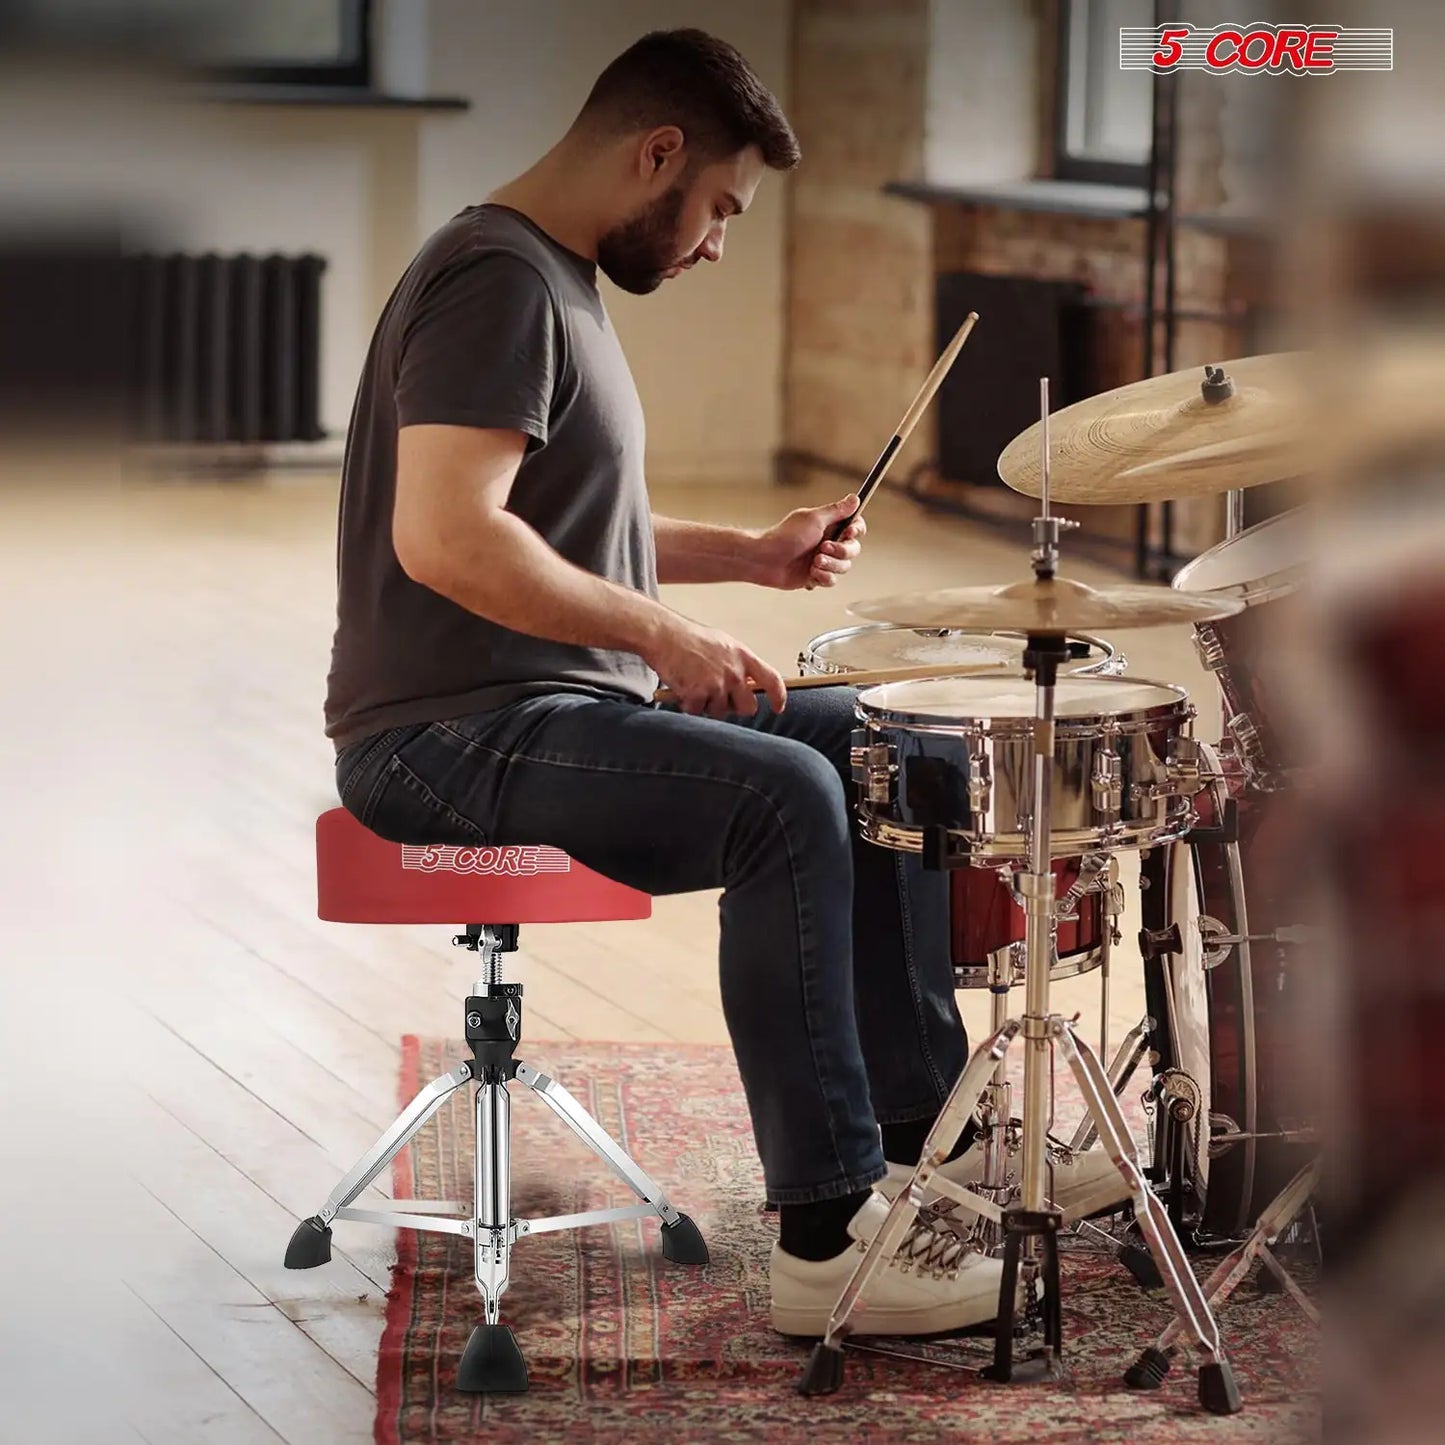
[{"xmin": 799, "ymin": 381, "xmax": 1242, "ymax": 1415}]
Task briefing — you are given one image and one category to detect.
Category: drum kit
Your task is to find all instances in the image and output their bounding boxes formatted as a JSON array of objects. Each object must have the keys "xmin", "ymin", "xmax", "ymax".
[{"xmin": 791, "ymin": 355, "xmax": 1321, "ymax": 1416}]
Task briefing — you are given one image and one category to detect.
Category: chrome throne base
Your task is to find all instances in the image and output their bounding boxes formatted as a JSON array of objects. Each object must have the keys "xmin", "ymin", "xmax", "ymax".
[{"xmin": 283, "ymin": 923, "xmax": 708, "ymax": 1393}]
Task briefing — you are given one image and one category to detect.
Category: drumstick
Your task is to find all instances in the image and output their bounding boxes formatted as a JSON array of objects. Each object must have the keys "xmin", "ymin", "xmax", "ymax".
[
  {"xmin": 654, "ymin": 659, "xmax": 999, "ymax": 706},
  {"xmin": 825, "ymin": 311, "xmax": 979, "ymax": 544}
]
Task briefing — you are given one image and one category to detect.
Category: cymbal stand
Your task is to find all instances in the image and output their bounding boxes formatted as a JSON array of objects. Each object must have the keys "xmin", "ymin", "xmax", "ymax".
[
  {"xmin": 799, "ymin": 382, "xmax": 1242, "ymax": 1415},
  {"xmin": 1215, "ymin": 366, "xmax": 1244, "ymax": 541},
  {"xmin": 1127, "ymin": 1160, "xmax": 1320, "ymax": 1390},
  {"xmin": 1226, "ymin": 489, "xmax": 1245, "ymax": 540}
]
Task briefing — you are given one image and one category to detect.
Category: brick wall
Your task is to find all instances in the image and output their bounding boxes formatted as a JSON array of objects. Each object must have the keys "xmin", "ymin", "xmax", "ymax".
[
  {"xmin": 780, "ymin": 0, "xmax": 934, "ymax": 485},
  {"xmin": 781, "ymin": 4, "xmax": 1260, "ymax": 558}
]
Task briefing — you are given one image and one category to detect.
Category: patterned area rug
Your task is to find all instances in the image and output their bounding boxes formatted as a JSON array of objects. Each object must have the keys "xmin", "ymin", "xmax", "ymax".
[{"xmin": 376, "ymin": 1039, "xmax": 1318, "ymax": 1444}]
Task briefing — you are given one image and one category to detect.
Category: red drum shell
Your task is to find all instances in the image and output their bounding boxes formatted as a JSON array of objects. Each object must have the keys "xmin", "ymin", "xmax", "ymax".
[{"xmin": 951, "ymin": 858, "xmax": 1104, "ymax": 973}]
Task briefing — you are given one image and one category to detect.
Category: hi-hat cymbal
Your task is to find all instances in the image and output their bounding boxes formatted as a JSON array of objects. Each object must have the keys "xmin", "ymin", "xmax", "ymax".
[
  {"xmin": 849, "ymin": 575, "xmax": 1243, "ymax": 632},
  {"xmin": 998, "ymin": 355, "xmax": 1303, "ymax": 504}
]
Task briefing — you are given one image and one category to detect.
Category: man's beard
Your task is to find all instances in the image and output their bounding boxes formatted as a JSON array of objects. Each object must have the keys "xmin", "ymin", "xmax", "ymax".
[{"xmin": 597, "ymin": 182, "xmax": 689, "ymax": 295}]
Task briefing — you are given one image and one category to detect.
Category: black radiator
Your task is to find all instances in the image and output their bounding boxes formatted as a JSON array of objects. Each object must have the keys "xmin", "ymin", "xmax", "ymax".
[
  {"xmin": 934, "ymin": 272, "xmax": 1088, "ymax": 488},
  {"xmin": 129, "ymin": 252, "xmax": 327, "ymax": 444}
]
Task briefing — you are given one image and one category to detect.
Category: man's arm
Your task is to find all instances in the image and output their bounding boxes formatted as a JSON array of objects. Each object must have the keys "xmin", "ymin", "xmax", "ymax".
[
  {"xmin": 653, "ymin": 495, "xmax": 867, "ymax": 590},
  {"xmin": 393, "ymin": 423, "xmax": 785, "ymax": 718},
  {"xmin": 653, "ymin": 515, "xmax": 767, "ymax": 585}
]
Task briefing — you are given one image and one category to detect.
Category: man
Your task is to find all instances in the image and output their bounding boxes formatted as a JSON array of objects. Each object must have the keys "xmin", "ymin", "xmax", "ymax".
[{"xmin": 326, "ymin": 28, "xmax": 1119, "ymax": 1336}]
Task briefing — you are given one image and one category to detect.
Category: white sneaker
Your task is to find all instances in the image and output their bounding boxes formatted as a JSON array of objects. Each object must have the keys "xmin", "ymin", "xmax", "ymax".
[
  {"xmin": 770, "ymin": 1191, "xmax": 1014, "ymax": 1337},
  {"xmin": 883, "ymin": 1137, "xmax": 1133, "ymax": 1222}
]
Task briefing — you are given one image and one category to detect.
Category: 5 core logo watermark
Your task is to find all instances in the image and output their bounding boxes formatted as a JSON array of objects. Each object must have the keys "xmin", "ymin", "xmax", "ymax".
[{"xmin": 1121, "ymin": 24, "xmax": 1393, "ymax": 74}]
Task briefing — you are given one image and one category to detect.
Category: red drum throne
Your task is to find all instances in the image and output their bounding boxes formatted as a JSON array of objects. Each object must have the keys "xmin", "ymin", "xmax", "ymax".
[{"xmin": 284, "ymin": 809, "xmax": 709, "ymax": 1393}]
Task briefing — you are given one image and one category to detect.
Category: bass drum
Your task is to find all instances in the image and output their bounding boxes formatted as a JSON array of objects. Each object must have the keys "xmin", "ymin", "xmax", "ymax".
[{"xmin": 1140, "ymin": 744, "xmax": 1315, "ymax": 1238}]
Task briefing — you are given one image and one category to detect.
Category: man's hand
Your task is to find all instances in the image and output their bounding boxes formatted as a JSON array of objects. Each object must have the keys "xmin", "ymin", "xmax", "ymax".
[
  {"xmin": 751, "ymin": 494, "xmax": 868, "ymax": 591},
  {"xmin": 644, "ymin": 617, "xmax": 787, "ymax": 719}
]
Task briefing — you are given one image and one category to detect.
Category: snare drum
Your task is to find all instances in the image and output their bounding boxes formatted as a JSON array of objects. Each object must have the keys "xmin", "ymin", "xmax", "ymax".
[
  {"xmin": 799, "ymin": 623, "xmax": 1124, "ymax": 679},
  {"xmin": 852, "ymin": 674, "xmax": 1197, "ymax": 862},
  {"xmin": 1172, "ymin": 510, "xmax": 1314, "ymax": 786},
  {"xmin": 806, "ymin": 626, "xmax": 1128, "ymax": 987}
]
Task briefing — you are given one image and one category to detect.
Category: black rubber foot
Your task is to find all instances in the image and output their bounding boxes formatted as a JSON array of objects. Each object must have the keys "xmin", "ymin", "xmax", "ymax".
[
  {"xmin": 1125, "ymin": 1345, "xmax": 1173, "ymax": 1390},
  {"xmin": 1199, "ymin": 1360, "xmax": 1243, "ymax": 1415},
  {"xmin": 798, "ymin": 1341, "xmax": 846, "ymax": 1396},
  {"xmin": 284, "ymin": 1216, "xmax": 332, "ymax": 1269},
  {"xmin": 1119, "ymin": 1243, "xmax": 1164, "ymax": 1291},
  {"xmin": 455, "ymin": 1323, "xmax": 529, "ymax": 1394},
  {"xmin": 1254, "ymin": 1263, "xmax": 1284, "ymax": 1294},
  {"xmin": 983, "ymin": 1349, "xmax": 1065, "ymax": 1385},
  {"xmin": 659, "ymin": 1213, "xmax": 710, "ymax": 1265}
]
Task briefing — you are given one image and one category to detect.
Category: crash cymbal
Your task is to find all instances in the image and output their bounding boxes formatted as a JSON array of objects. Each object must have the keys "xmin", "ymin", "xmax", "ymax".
[
  {"xmin": 998, "ymin": 355, "xmax": 1303, "ymax": 503},
  {"xmin": 849, "ymin": 575, "xmax": 1243, "ymax": 632}
]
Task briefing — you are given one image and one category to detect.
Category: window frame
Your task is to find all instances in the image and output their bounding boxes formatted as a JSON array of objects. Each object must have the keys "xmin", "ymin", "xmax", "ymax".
[
  {"xmin": 202, "ymin": 0, "xmax": 374, "ymax": 90},
  {"xmin": 1054, "ymin": 0, "xmax": 1152, "ymax": 188}
]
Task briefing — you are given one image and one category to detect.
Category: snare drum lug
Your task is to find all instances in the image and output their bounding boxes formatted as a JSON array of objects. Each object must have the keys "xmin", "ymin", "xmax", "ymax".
[
  {"xmin": 1091, "ymin": 750, "xmax": 1123, "ymax": 817},
  {"xmin": 849, "ymin": 732, "xmax": 897, "ymax": 805},
  {"xmin": 966, "ymin": 752, "xmax": 992, "ymax": 815},
  {"xmin": 986, "ymin": 941, "xmax": 1027, "ymax": 989},
  {"xmin": 1162, "ymin": 734, "xmax": 1203, "ymax": 796},
  {"xmin": 849, "ymin": 729, "xmax": 868, "ymax": 779}
]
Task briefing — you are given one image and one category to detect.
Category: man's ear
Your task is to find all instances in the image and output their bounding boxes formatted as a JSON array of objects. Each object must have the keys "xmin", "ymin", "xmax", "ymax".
[{"xmin": 639, "ymin": 125, "xmax": 685, "ymax": 181}]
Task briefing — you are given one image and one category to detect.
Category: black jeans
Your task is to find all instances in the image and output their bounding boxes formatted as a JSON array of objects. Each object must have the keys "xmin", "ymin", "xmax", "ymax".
[{"xmin": 336, "ymin": 687, "xmax": 968, "ymax": 1205}]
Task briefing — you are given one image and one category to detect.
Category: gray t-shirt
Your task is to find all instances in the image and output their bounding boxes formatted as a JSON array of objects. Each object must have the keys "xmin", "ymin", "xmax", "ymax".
[{"xmin": 324, "ymin": 204, "xmax": 658, "ymax": 751}]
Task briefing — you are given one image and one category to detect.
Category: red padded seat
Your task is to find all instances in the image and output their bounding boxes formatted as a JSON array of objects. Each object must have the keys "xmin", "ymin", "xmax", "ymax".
[{"xmin": 315, "ymin": 808, "xmax": 651, "ymax": 925}]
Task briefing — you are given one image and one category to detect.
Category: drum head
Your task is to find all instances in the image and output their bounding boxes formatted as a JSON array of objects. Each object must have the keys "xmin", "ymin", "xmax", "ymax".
[
  {"xmin": 1164, "ymin": 839, "xmax": 1214, "ymax": 1188},
  {"xmin": 801, "ymin": 624, "xmax": 1117, "ymax": 676},
  {"xmin": 857, "ymin": 673, "xmax": 1185, "ymax": 721},
  {"xmin": 1172, "ymin": 509, "xmax": 1314, "ymax": 604},
  {"xmin": 804, "ymin": 626, "xmax": 1026, "ymax": 674}
]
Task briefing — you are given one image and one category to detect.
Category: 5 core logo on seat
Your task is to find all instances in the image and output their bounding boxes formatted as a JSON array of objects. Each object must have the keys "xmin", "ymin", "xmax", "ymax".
[{"xmin": 401, "ymin": 844, "xmax": 573, "ymax": 876}]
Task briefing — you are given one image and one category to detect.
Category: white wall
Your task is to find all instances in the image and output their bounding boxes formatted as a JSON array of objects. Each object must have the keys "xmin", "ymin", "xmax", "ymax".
[
  {"xmin": 2, "ymin": 2, "xmax": 789, "ymax": 483},
  {"xmin": 925, "ymin": 0, "xmax": 1042, "ymax": 186},
  {"xmin": 419, "ymin": 0, "xmax": 792, "ymax": 483},
  {"xmin": 0, "ymin": 4, "xmax": 790, "ymax": 480}
]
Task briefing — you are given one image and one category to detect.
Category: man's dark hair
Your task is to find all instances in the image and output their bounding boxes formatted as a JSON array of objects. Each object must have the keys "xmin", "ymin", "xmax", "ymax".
[{"xmin": 578, "ymin": 29, "xmax": 800, "ymax": 171}]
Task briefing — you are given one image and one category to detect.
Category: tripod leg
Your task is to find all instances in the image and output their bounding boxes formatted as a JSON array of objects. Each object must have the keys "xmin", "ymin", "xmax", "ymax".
[
  {"xmin": 1132, "ymin": 1156, "xmax": 1323, "ymax": 1381},
  {"xmin": 514, "ymin": 1062, "xmax": 706, "ymax": 1263},
  {"xmin": 1068, "ymin": 1016, "xmax": 1151, "ymax": 1155},
  {"xmin": 798, "ymin": 1021, "xmax": 1020, "ymax": 1397},
  {"xmin": 285, "ymin": 1063, "xmax": 472, "ymax": 1268},
  {"xmin": 1054, "ymin": 1022, "xmax": 1242, "ymax": 1414}
]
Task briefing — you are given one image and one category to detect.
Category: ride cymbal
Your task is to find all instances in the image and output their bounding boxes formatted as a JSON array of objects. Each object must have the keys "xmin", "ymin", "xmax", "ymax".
[
  {"xmin": 849, "ymin": 575, "xmax": 1243, "ymax": 633},
  {"xmin": 998, "ymin": 355, "xmax": 1303, "ymax": 504}
]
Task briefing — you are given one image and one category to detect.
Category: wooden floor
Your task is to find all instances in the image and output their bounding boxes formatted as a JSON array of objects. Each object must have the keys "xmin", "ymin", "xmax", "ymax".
[{"xmin": 0, "ymin": 461, "xmax": 1214, "ymax": 1443}]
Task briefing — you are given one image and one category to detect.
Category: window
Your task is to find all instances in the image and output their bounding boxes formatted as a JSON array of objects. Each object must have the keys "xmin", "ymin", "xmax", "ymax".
[
  {"xmin": 1056, "ymin": 0, "xmax": 1153, "ymax": 185},
  {"xmin": 195, "ymin": 0, "xmax": 373, "ymax": 89}
]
